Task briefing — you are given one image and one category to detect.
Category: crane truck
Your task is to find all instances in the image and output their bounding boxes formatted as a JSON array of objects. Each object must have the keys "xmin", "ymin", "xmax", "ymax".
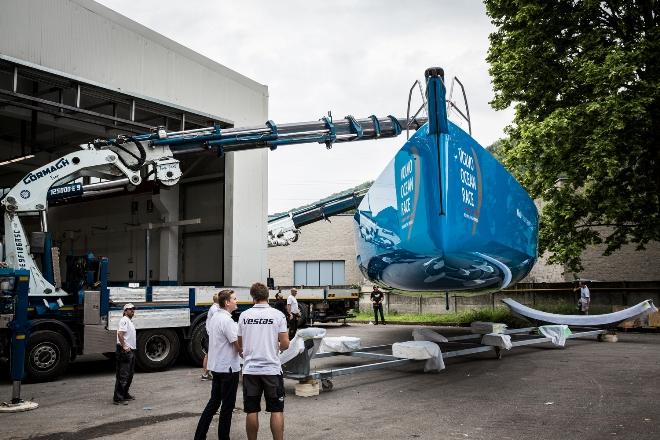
[{"xmin": 0, "ymin": 107, "xmax": 424, "ymax": 382}]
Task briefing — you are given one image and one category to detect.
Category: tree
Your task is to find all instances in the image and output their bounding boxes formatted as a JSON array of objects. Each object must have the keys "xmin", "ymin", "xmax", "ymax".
[{"xmin": 484, "ymin": 0, "xmax": 660, "ymax": 273}]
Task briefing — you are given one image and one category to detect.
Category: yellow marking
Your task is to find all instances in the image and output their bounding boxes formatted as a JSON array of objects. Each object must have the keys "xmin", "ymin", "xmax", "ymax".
[
  {"xmin": 16, "ymin": 335, "xmax": 25, "ymax": 340},
  {"xmin": 19, "ymin": 276, "xmax": 29, "ymax": 281}
]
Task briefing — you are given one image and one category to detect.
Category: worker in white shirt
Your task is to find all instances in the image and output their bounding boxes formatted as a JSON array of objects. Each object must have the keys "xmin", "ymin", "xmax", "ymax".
[
  {"xmin": 113, "ymin": 303, "xmax": 136, "ymax": 405},
  {"xmin": 575, "ymin": 281, "xmax": 591, "ymax": 314},
  {"xmin": 286, "ymin": 288, "xmax": 300, "ymax": 338},
  {"xmin": 201, "ymin": 293, "xmax": 220, "ymax": 381},
  {"xmin": 194, "ymin": 290, "xmax": 241, "ymax": 440},
  {"xmin": 238, "ymin": 282, "xmax": 290, "ymax": 440}
]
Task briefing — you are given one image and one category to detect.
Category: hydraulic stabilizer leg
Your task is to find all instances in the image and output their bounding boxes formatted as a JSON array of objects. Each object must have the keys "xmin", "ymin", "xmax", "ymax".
[{"xmin": 0, "ymin": 269, "xmax": 39, "ymax": 412}]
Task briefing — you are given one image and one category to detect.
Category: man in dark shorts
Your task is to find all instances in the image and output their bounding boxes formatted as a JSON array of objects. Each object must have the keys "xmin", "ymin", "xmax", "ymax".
[{"xmin": 238, "ymin": 282, "xmax": 290, "ymax": 440}]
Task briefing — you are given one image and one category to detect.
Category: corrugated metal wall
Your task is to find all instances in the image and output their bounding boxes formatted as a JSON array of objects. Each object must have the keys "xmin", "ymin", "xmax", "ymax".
[
  {"xmin": 0, "ymin": 0, "xmax": 267, "ymax": 124},
  {"xmin": 0, "ymin": 0, "xmax": 270, "ymax": 286}
]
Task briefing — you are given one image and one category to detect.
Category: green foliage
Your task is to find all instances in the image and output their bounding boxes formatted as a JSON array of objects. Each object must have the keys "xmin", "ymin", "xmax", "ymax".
[
  {"xmin": 485, "ymin": 0, "xmax": 660, "ymax": 272},
  {"xmin": 349, "ymin": 307, "xmax": 530, "ymax": 327},
  {"xmin": 350, "ymin": 303, "xmax": 612, "ymax": 326}
]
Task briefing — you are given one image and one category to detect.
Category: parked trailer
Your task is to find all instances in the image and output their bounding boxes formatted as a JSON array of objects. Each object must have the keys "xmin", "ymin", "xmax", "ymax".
[{"xmin": 0, "ymin": 260, "xmax": 359, "ymax": 382}]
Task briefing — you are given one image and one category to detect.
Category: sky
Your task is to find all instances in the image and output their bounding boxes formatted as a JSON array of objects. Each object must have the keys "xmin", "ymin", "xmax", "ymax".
[{"xmin": 95, "ymin": 0, "xmax": 513, "ymax": 214}]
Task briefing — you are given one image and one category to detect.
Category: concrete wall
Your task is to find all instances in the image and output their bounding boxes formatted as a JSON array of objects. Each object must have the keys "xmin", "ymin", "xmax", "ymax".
[
  {"xmin": 267, "ymin": 214, "xmax": 362, "ymax": 287},
  {"xmin": 358, "ymin": 282, "xmax": 660, "ymax": 316},
  {"xmin": 573, "ymin": 237, "xmax": 660, "ymax": 282},
  {"xmin": 224, "ymin": 149, "xmax": 268, "ymax": 286},
  {"xmin": 0, "ymin": 0, "xmax": 269, "ymax": 285}
]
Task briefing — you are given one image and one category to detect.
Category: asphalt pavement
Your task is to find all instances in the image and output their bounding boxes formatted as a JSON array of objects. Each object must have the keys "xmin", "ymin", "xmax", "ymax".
[{"xmin": 1, "ymin": 324, "xmax": 658, "ymax": 440}]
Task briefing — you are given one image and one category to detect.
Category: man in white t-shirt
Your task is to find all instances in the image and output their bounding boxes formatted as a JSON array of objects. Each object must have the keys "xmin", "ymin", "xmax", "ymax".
[
  {"xmin": 113, "ymin": 303, "xmax": 136, "ymax": 405},
  {"xmin": 238, "ymin": 282, "xmax": 289, "ymax": 440},
  {"xmin": 286, "ymin": 288, "xmax": 300, "ymax": 338},
  {"xmin": 201, "ymin": 293, "xmax": 220, "ymax": 381},
  {"xmin": 576, "ymin": 281, "xmax": 591, "ymax": 314},
  {"xmin": 194, "ymin": 290, "xmax": 241, "ymax": 440}
]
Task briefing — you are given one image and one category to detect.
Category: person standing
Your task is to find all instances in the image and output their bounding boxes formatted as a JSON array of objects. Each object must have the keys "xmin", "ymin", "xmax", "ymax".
[
  {"xmin": 286, "ymin": 288, "xmax": 300, "ymax": 338},
  {"xmin": 113, "ymin": 303, "xmax": 136, "ymax": 405},
  {"xmin": 273, "ymin": 292, "xmax": 288, "ymax": 317},
  {"xmin": 194, "ymin": 290, "xmax": 241, "ymax": 440},
  {"xmin": 575, "ymin": 281, "xmax": 591, "ymax": 315},
  {"xmin": 238, "ymin": 282, "xmax": 290, "ymax": 440},
  {"xmin": 370, "ymin": 286, "xmax": 385, "ymax": 325},
  {"xmin": 201, "ymin": 293, "xmax": 220, "ymax": 381}
]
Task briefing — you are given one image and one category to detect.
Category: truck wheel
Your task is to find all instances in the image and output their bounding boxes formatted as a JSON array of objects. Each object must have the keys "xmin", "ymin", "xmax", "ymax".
[
  {"xmin": 25, "ymin": 330, "xmax": 70, "ymax": 382},
  {"xmin": 298, "ymin": 304, "xmax": 309, "ymax": 327},
  {"xmin": 135, "ymin": 329, "xmax": 180, "ymax": 372},
  {"xmin": 186, "ymin": 323, "xmax": 207, "ymax": 366}
]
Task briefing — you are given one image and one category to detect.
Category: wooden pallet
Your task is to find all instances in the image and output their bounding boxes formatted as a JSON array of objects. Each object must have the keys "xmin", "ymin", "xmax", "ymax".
[{"xmin": 613, "ymin": 305, "xmax": 660, "ymax": 329}]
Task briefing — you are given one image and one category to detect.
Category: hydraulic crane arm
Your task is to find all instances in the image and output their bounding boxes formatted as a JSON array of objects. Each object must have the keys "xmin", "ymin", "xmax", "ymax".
[
  {"xmin": 132, "ymin": 114, "xmax": 423, "ymax": 154},
  {"xmin": 1, "ymin": 113, "xmax": 426, "ymax": 296},
  {"xmin": 268, "ymin": 188, "xmax": 368, "ymax": 247}
]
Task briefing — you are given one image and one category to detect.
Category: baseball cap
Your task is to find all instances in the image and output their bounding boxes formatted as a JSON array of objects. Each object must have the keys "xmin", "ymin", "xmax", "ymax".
[{"xmin": 123, "ymin": 303, "xmax": 135, "ymax": 311}]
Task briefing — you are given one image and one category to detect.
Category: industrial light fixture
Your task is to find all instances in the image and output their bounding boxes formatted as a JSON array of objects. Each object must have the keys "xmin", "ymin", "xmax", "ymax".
[{"xmin": 0, "ymin": 154, "xmax": 35, "ymax": 167}]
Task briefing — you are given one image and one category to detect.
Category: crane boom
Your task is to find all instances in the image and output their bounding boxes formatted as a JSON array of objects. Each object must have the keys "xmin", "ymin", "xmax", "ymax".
[
  {"xmin": 268, "ymin": 187, "xmax": 367, "ymax": 247},
  {"xmin": 1, "ymin": 112, "xmax": 426, "ymax": 296}
]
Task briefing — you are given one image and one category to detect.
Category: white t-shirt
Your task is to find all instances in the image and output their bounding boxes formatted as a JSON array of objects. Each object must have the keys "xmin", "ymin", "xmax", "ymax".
[
  {"xmin": 580, "ymin": 286, "xmax": 590, "ymax": 302},
  {"xmin": 238, "ymin": 304, "xmax": 288, "ymax": 375},
  {"xmin": 206, "ymin": 303, "xmax": 220, "ymax": 334},
  {"xmin": 116, "ymin": 316, "xmax": 136, "ymax": 350},
  {"xmin": 287, "ymin": 295, "xmax": 300, "ymax": 314},
  {"xmin": 207, "ymin": 309, "xmax": 241, "ymax": 373}
]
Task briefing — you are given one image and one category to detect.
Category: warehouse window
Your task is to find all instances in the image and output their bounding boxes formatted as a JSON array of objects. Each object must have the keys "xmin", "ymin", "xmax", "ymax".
[{"xmin": 294, "ymin": 260, "xmax": 345, "ymax": 286}]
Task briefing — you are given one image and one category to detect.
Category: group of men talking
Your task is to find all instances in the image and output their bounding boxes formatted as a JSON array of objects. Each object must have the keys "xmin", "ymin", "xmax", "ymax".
[
  {"xmin": 113, "ymin": 283, "xmax": 294, "ymax": 440},
  {"xmin": 195, "ymin": 282, "xmax": 291, "ymax": 440},
  {"xmin": 113, "ymin": 284, "xmax": 385, "ymax": 439}
]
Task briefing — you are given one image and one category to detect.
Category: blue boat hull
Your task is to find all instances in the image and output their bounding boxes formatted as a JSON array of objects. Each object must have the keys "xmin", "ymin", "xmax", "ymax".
[{"xmin": 354, "ymin": 121, "xmax": 538, "ymax": 294}]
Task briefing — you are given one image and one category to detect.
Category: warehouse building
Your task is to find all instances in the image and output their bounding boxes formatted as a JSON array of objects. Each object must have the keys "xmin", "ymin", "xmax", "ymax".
[{"xmin": 0, "ymin": 0, "xmax": 268, "ymax": 286}]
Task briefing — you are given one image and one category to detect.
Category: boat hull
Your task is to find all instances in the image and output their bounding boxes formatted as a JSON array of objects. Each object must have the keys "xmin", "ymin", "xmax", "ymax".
[{"xmin": 354, "ymin": 122, "xmax": 538, "ymax": 294}]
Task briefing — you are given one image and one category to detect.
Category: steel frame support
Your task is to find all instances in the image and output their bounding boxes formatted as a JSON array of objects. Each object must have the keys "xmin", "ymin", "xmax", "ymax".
[{"xmin": 283, "ymin": 327, "xmax": 608, "ymax": 389}]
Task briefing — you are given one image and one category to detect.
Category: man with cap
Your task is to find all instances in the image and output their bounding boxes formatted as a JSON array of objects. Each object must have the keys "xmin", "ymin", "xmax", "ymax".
[
  {"xmin": 286, "ymin": 288, "xmax": 301, "ymax": 338},
  {"xmin": 113, "ymin": 303, "xmax": 137, "ymax": 405}
]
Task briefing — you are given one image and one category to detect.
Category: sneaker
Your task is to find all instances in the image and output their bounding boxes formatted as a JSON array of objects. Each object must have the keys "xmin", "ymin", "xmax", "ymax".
[
  {"xmin": 113, "ymin": 400, "xmax": 128, "ymax": 405},
  {"xmin": 124, "ymin": 394, "xmax": 135, "ymax": 401}
]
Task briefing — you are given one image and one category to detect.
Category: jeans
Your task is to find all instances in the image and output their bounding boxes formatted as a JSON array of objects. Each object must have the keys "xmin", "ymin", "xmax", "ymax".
[
  {"xmin": 113, "ymin": 345, "xmax": 135, "ymax": 401},
  {"xmin": 373, "ymin": 303, "xmax": 385, "ymax": 324},
  {"xmin": 194, "ymin": 369, "xmax": 240, "ymax": 440},
  {"xmin": 288, "ymin": 313, "xmax": 300, "ymax": 338}
]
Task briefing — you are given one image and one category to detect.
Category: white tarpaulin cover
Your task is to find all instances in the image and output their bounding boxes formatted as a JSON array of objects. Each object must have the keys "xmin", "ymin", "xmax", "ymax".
[
  {"xmin": 471, "ymin": 321, "xmax": 507, "ymax": 334},
  {"xmin": 503, "ymin": 298, "xmax": 658, "ymax": 327},
  {"xmin": 481, "ymin": 333, "xmax": 513, "ymax": 350},
  {"xmin": 412, "ymin": 327, "xmax": 448, "ymax": 343},
  {"xmin": 319, "ymin": 336, "xmax": 361, "ymax": 353},
  {"xmin": 392, "ymin": 341, "xmax": 444, "ymax": 372},
  {"xmin": 280, "ymin": 327, "xmax": 326, "ymax": 364},
  {"xmin": 538, "ymin": 325, "xmax": 572, "ymax": 347}
]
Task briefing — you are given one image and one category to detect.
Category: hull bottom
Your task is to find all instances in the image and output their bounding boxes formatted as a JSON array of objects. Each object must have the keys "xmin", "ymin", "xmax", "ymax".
[{"xmin": 358, "ymin": 250, "xmax": 534, "ymax": 294}]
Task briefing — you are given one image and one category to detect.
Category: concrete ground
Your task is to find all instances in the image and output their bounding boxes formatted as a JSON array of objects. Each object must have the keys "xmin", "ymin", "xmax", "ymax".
[{"xmin": 1, "ymin": 324, "xmax": 658, "ymax": 440}]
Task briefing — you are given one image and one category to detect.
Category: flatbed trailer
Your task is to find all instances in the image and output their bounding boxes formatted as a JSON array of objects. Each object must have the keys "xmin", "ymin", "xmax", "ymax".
[
  {"xmin": 283, "ymin": 326, "xmax": 608, "ymax": 393},
  {"xmin": 0, "ymin": 265, "xmax": 360, "ymax": 382}
]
